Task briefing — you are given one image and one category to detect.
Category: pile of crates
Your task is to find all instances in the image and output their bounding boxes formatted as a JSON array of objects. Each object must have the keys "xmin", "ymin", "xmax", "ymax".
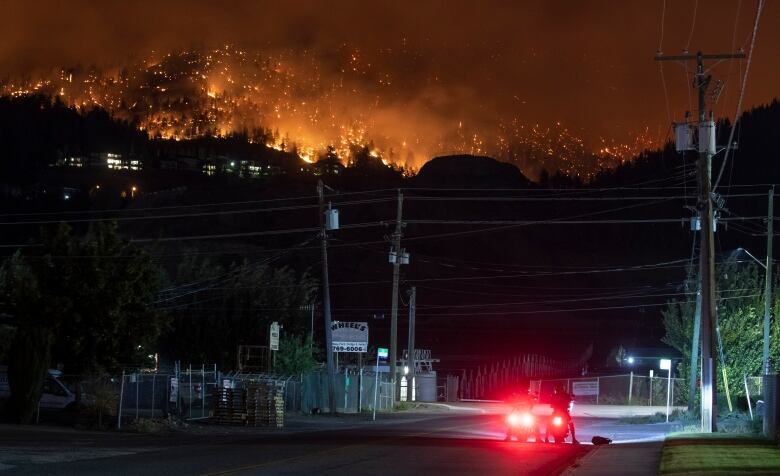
[
  {"xmin": 212, "ymin": 387, "xmax": 248, "ymax": 425},
  {"xmin": 212, "ymin": 380, "xmax": 285, "ymax": 427}
]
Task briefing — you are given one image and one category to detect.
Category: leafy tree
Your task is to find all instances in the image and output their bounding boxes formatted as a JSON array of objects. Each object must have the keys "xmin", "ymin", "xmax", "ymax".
[
  {"xmin": 0, "ymin": 222, "xmax": 166, "ymax": 417},
  {"xmin": 273, "ymin": 334, "xmax": 319, "ymax": 375},
  {"xmin": 162, "ymin": 256, "xmax": 318, "ymax": 368},
  {"xmin": 7, "ymin": 327, "xmax": 52, "ymax": 423},
  {"xmin": 662, "ymin": 258, "xmax": 780, "ymax": 398}
]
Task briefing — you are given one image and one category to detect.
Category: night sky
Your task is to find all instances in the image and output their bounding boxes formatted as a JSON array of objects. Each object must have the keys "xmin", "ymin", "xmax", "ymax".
[{"xmin": 3, "ymin": 1, "xmax": 778, "ymax": 174}]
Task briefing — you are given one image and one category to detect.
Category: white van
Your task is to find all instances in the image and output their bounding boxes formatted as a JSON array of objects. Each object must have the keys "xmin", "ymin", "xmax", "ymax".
[{"xmin": 0, "ymin": 366, "xmax": 78, "ymax": 410}]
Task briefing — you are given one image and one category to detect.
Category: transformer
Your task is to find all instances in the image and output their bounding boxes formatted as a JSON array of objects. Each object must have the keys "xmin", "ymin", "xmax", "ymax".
[
  {"xmin": 698, "ymin": 120, "xmax": 716, "ymax": 155},
  {"xmin": 674, "ymin": 122, "xmax": 695, "ymax": 152}
]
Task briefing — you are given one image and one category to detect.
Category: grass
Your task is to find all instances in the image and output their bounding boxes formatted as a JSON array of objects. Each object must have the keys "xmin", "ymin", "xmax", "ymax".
[
  {"xmin": 660, "ymin": 433, "xmax": 780, "ymax": 475},
  {"xmin": 620, "ymin": 409, "xmax": 697, "ymax": 425},
  {"xmin": 621, "ymin": 410, "xmax": 763, "ymax": 434}
]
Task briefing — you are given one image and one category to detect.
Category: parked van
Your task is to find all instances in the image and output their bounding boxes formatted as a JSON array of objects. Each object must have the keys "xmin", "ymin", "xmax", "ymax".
[{"xmin": 0, "ymin": 366, "xmax": 79, "ymax": 410}]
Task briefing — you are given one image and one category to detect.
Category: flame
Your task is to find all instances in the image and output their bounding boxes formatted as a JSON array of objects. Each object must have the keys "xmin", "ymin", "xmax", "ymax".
[{"xmin": 0, "ymin": 45, "xmax": 658, "ymax": 179}]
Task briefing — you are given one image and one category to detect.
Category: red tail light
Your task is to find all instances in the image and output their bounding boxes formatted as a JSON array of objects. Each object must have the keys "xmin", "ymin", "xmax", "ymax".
[
  {"xmin": 553, "ymin": 416, "xmax": 563, "ymax": 426},
  {"xmin": 507, "ymin": 413, "xmax": 520, "ymax": 426}
]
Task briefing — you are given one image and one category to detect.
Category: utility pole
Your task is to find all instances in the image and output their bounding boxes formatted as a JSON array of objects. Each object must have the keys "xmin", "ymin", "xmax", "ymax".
[
  {"xmin": 389, "ymin": 189, "xmax": 404, "ymax": 400},
  {"xmin": 406, "ymin": 287, "xmax": 417, "ymax": 402},
  {"xmin": 656, "ymin": 50, "xmax": 745, "ymax": 432},
  {"xmin": 318, "ymin": 180, "xmax": 337, "ymax": 414},
  {"xmin": 765, "ymin": 186, "xmax": 774, "ymax": 374}
]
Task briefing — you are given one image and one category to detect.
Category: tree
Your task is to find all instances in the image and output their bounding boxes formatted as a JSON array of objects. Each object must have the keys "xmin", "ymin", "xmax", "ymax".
[
  {"xmin": 7, "ymin": 327, "xmax": 52, "ymax": 423},
  {"xmin": 162, "ymin": 256, "xmax": 318, "ymax": 368},
  {"xmin": 662, "ymin": 258, "xmax": 780, "ymax": 398},
  {"xmin": 0, "ymin": 222, "xmax": 166, "ymax": 418},
  {"xmin": 273, "ymin": 334, "xmax": 319, "ymax": 375}
]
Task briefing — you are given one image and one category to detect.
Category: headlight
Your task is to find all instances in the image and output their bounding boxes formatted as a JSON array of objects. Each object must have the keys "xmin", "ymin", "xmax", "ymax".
[
  {"xmin": 507, "ymin": 413, "xmax": 520, "ymax": 426},
  {"xmin": 521, "ymin": 413, "xmax": 534, "ymax": 427}
]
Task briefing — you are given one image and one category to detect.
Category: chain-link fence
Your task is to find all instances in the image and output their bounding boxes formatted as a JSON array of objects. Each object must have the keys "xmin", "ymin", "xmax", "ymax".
[
  {"xmin": 301, "ymin": 369, "xmax": 394, "ymax": 414},
  {"xmin": 115, "ymin": 364, "xmax": 220, "ymax": 427},
  {"xmin": 531, "ymin": 373, "xmax": 689, "ymax": 406},
  {"xmin": 219, "ymin": 372, "xmax": 300, "ymax": 413}
]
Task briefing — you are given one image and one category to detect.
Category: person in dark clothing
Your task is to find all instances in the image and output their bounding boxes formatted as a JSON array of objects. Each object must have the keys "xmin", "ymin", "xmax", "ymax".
[{"xmin": 548, "ymin": 384, "xmax": 579, "ymax": 444}]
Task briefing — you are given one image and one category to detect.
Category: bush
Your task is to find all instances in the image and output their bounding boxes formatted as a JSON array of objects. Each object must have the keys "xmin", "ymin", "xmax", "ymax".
[
  {"xmin": 717, "ymin": 411, "xmax": 763, "ymax": 434},
  {"xmin": 70, "ymin": 377, "xmax": 120, "ymax": 430}
]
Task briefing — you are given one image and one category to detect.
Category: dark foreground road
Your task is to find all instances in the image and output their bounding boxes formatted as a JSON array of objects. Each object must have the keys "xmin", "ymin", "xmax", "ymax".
[{"xmin": 0, "ymin": 413, "xmax": 669, "ymax": 475}]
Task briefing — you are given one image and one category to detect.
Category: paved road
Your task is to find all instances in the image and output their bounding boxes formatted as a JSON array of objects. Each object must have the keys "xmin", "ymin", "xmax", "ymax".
[{"xmin": 0, "ymin": 413, "xmax": 672, "ymax": 475}]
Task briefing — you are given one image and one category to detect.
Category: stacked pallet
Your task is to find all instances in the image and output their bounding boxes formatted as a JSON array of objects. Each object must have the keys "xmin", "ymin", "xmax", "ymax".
[
  {"xmin": 212, "ymin": 381, "xmax": 286, "ymax": 428},
  {"xmin": 245, "ymin": 384, "xmax": 265, "ymax": 426},
  {"xmin": 211, "ymin": 388, "xmax": 247, "ymax": 425},
  {"xmin": 273, "ymin": 392, "xmax": 284, "ymax": 428}
]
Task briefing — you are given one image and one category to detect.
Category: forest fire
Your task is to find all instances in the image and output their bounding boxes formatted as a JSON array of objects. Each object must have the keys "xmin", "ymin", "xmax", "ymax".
[{"xmin": 1, "ymin": 45, "xmax": 656, "ymax": 179}]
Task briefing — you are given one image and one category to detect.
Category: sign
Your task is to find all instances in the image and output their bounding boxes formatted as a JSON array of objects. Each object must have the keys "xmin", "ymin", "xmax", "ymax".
[
  {"xmin": 378, "ymin": 347, "xmax": 389, "ymax": 359},
  {"xmin": 169, "ymin": 377, "xmax": 179, "ymax": 402},
  {"xmin": 660, "ymin": 359, "xmax": 672, "ymax": 371},
  {"xmin": 331, "ymin": 321, "xmax": 368, "ymax": 352},
  {"xmin": 572, "ymin": 380, "xmax": 599, "ymax": 396},
  {"xmin": 270, "ymin": 321, "xmax": 280, "ymax": 351}
]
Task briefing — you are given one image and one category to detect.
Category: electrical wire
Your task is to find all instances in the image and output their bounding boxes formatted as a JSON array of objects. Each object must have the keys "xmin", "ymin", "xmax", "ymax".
[
  {"xmin": 714, "ymin": 0, "xmax": 765, "ymax": 191},
  {"xmin": 685, "ymin": 0, "xmax": 699, "ymax": 53},
  {"xmin": 0, "ymin": 197, "xmax": 394, "ymax": 226}
]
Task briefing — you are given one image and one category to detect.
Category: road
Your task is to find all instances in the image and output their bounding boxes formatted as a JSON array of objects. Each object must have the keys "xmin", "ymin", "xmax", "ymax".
[{"xmin": 0, "ymin": 412, "xmax": 673, "ymax": 475}]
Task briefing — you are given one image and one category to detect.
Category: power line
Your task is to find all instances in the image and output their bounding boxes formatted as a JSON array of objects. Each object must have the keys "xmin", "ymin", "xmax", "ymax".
[
  {"xmin": 713, "ymin": 0, "xmax": 766, "ymax": 191},
  {"xmin": 0, "ymin": 197, "xmax": 394, "ymax": 226},
  {"xmin": 414, "ymin": 294, "xmax": 761, "ymax": 317},
  {"xmin": 0, "ymin": 187, "xmax": 400, "ymax": 219}
]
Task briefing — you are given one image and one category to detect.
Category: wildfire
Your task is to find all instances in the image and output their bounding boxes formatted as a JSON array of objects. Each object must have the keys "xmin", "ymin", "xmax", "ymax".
[{"xmin": 0, "ymin": 45, "xmax": 657, "ymax": 179}]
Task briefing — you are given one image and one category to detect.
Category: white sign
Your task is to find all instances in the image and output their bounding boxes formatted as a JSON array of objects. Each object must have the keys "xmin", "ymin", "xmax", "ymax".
[
  {"xmin": 169, "ymin": 377, "xmax": 179, "ymax": 402},
  {"xmin": 572, "ymin": 380, "xmax": 599, "ymax": 396},
  {"xmin": 331, "ymin": 321, "xmax": 368, "ymax": 352},
  {"xmin": 270, "ymin": 322, "xmax": 280, "ymax": 351},
  {"xmin": 660, "ymin": 359, "xmax": 672, "ymax": 370}
]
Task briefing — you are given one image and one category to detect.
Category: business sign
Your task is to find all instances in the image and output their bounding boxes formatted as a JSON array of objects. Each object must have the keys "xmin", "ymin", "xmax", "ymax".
[
  {"xmin": 270, "ymin": 322, "xmax": 280, "ymax": 351},
  {"xmin": 572, "ymin": 380, "xmax": 599, "ymax": 396},
  {"xmin": 331, "ymin": 321, "xmax": 369, "ymax": 352},
  {"xmin": 169, "ymin": 377, "xmax": 179, "ymax": 402}
]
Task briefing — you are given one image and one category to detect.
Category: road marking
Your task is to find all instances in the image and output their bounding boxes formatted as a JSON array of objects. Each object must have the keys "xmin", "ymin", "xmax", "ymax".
[{"xmin": 201, "ymin": 420, "xmax": 487, "ymax": 476}]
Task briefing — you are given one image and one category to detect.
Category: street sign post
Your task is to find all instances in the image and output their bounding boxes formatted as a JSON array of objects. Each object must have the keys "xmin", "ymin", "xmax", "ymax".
[{"xmin": 374, "ymin": 347, "xmax": 389, "ymax": 421}]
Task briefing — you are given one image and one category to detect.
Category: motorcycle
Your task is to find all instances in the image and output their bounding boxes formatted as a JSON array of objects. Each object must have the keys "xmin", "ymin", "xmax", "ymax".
[
  {"xmin": 548, "ymin": 411, "xmax": 571, "ymax": 444},
  {"xmin": 505, "ymin": 410, "xmax": 537, "ymax": 442}
]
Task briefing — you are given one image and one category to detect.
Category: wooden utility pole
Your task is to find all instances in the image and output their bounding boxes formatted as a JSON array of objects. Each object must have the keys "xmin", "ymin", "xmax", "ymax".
[
  {"xmin": 389, "ymin": 190, "xmax": 404, "ymax": 400},
  {"xmin": 764, "ymin": 186, "xmax": 774, "ymax": 374},
  {"xmin": 318, "ymin": 180, "xmax": 337, "ymax": 413},
  {"xmin": 656, "ymin": 50, "xmax": 745, "ymax": 432}
]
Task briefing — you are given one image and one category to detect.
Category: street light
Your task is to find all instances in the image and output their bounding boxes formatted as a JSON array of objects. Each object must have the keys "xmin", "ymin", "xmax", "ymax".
[
  {"xmin": 737, "ymin": 247, "xmax": 767, "ymax": 270},
  {"xmin": 627, "ymin": 356, "xmax": 635, "ymax": 365}
]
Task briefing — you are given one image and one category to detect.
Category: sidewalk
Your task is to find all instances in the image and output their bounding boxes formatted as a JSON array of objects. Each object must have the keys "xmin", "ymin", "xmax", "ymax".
[{"xmin": 562, "ymin": 441, "xmax": 663, "ymax": 475}]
